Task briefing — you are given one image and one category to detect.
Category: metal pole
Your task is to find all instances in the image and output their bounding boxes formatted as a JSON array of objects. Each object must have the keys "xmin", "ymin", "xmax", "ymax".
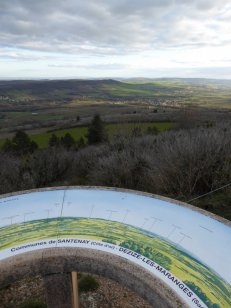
[{"xmin": 71, "ymin": 272, "xmax": 79, "ymax": 308}]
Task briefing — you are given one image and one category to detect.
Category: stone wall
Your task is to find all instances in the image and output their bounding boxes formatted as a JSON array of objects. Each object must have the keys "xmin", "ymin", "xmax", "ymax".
[{"xmin": 0, "ymin": 248, "xmax": 187, "ymax": 308}]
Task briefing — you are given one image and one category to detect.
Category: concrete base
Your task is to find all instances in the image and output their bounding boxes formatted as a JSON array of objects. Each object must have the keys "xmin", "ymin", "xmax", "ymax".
[{"xmin": 0, "ymin": 248, "xmax": 187, "ymax": 308}]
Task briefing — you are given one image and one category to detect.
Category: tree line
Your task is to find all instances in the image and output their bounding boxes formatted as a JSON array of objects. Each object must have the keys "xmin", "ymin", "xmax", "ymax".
[
  {"xmin": 183, "ymin": 281, "xmax": 220, "ymax": 308},
  {"xmin": 121, "ymin": 240, "xmax": 171, "ymax": 270},
  {"xmin": 2, "ymin": 114, "xmax": 107, "ymax": 154},
  {"xmin": 0, "ymin": 116, "xmax": 230, "ymax": 219}
]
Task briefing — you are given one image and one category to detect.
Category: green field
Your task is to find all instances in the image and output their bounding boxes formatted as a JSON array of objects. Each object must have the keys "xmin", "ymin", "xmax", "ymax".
[
  {"xmin": 4, "ymin": 111, "xmax": 64, "ymax": 122},
  {"xmin": 1, "ymin": 79, "xmax": 230, "ymax": 108},
  {"xmin": 0, "ymin": 217, "xmax": 230, "ymax": 308},
  {"xmin": 95, "ymin": 80, "xmax": 231, "ymax": 108},
  {"xmin": 0, "ymin": 122, "xmax": 173, "ymax": 148}
]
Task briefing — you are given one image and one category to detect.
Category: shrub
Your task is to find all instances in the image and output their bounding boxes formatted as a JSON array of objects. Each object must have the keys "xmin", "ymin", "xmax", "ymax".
[
  {"xmin": 78, "ymin": 274, "xmax": 99, "ymax": 293},
  {"xmin": 19, "ymin": 300, "xmax": 47, "ymax": 308}
]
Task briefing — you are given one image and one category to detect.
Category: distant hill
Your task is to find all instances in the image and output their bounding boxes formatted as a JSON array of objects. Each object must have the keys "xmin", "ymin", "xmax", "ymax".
[
  {"xmin": 0, "ymin": 79, "xmax": 121, "ymax": 100},
  {"xmin": 119, "ymin": 77, "xmax": 231, "ymax": 86},
  {"xmin": 0, "ymin": 78, "xmax": 230, "ymax": 108}
]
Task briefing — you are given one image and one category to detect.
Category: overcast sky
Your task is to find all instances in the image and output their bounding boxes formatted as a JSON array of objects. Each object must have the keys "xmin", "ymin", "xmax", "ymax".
[{"xmin": 0, "ymin": 0, "xmax": 231, "ymax": 79}]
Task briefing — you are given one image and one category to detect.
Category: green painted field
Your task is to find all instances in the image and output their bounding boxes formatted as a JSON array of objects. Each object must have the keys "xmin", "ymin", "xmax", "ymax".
[
  {"xmin": 0, "ymin": 122, "xmax": 173, "ymax": 148},
  {"xmin": 0, "ymin": 217, "xmax": 230, "ymax": 308}
]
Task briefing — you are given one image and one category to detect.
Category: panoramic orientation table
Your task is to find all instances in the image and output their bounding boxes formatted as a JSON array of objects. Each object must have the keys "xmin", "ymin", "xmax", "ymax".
[{"xmin": 0, "ymin": 187, "xmax": 230, "ymax": 308}]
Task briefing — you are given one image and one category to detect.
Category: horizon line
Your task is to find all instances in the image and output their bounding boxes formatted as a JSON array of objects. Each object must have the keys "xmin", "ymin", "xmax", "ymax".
[{"xmin": 0, "ymin": 76, "xmax": 231, "ymax": 81}]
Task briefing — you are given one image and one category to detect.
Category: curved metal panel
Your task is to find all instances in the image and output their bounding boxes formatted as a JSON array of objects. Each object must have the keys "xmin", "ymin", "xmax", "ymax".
[{"xmin": 0, "ymin": 187, "xmax": 230, "ymax": 308}]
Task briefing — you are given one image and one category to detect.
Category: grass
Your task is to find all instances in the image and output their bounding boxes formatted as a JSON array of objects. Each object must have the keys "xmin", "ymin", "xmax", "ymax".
[
  {"xmin": 8, "ymin": 90, "xmax": 34, "ymax": 100},
  {"xmin": 1, "ymin": 79, "xmax": 230, "ymax": 108},
  {"xmin": 0, "ymin": 217, "xmax": 230, "ymax": 308},
  {"xmin": 0, "ymin": 111, "xmax": 64, "ymax": 122},
  {"xmin": 67, "ymin": 100, "xmax": 109, "ymax": 107},
  {"xmin": 103, "ymin": 82, "xmax": 172, "ymax": 97},
  {"xmin": 31, "ymin": 127, "xmax": 88, "ymax": 148},
  {"xmin": 0, "ymin": 122, "xmax": 173, "ymax": 148}
]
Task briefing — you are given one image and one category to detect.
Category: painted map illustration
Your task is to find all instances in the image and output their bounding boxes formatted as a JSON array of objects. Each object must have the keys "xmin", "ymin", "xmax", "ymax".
[{"xmin": 0, "ymin": 188, "xmax": 230, "ymax": 308}]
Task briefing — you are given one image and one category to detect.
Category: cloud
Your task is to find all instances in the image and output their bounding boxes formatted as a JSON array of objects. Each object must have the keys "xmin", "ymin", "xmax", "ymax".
[
  {"xmin": 0, "ymin": 0, "xmax": 231, "ymax": 80},
  {"xmin": 0, "ymin": 49, "xmax": 55, "ymax": 61},
  {"xmin": 48, "ymin": 63, "xmax": 128, "ymax": 70},
  {"xmin": 0, "ymin": 0, "xmax": 230, "ymax": 56}
]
